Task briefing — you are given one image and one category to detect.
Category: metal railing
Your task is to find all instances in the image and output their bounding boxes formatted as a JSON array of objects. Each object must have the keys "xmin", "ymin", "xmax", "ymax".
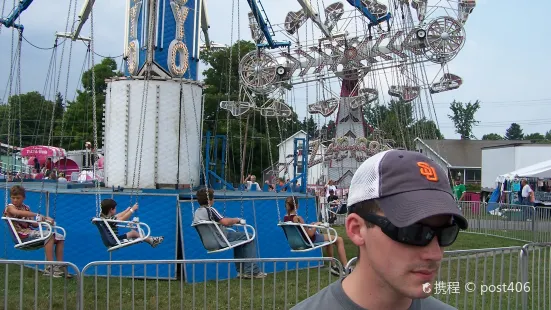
[
  {"xmin": 459, "ymin": 201, "xmax": 551, "ymax": 242},
  {"xmin": 0, "ymin": 260, "xmax": 81, "ymax": 310},
  {"xmin": 2, "ymin": 247, "xmax": 550, "ymax": 309},
  {"xmin": 2, "ymin": 205, "xmax": 551, "ymax": 310}
]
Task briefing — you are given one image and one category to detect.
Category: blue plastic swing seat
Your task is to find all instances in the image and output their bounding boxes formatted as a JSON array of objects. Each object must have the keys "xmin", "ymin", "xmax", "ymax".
[
  {"xmin": 91, "ymin": 219, "xmax": 135, "ymax": 250},
  {"xmin": 279, "ymin": 224, "xmax": 327, "ymax": 251},
  {"xmin": 192, "ymin": 220, "xmax": 256, "ymax": 254},
  {"xmin": 92, "ymin": 219, "xmax": 121, "ymax": 248}
]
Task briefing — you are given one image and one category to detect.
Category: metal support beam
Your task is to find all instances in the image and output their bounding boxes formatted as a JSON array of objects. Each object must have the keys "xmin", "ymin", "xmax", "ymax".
[
  {"xmin": 0, "ymin": 0, "xmax": 35, "ymax": 31},
  {"xmin": 297, "ymin": 0, "xmax": 332, "ymax": 38},
  {"xmin": 72, "ymin": 0, "xmax": 96, "ymax": 41},
  {"xmin": 55, "ymin": 32, "xmax": 92, "ymax": 42},
  {"xmin": 200, "ymin": 0, "xmax": 211, "ymax": 49}
]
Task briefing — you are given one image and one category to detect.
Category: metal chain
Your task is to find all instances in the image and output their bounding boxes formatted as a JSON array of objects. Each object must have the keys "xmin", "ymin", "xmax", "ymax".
[
  {"xmin": 130, "ymin": 1, "xmax": 156, "ymax": 202},
  {"xmin": 90, "ymin": 6, "xmax": 102, "ymax": 216}
]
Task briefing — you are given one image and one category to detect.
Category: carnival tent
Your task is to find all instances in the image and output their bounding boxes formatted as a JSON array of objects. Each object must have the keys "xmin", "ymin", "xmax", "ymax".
[
  {"xmin": 20, "ymin": 145, "xmax": 67, "ymax": 158},
  {"xmin": 496, "ymin": 159, "xmax": 551, "ymax": 183}
]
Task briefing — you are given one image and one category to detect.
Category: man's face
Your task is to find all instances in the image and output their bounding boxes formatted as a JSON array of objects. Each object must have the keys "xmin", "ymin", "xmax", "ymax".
[{"xmin": 357, "ymin": 213, "xmax": 449, "ymax": 299}]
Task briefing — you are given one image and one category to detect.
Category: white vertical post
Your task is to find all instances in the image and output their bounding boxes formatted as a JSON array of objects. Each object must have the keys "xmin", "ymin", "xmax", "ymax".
[{"xmin": 124, "ymin": 0, "xmax": 130, "ymax": 57}]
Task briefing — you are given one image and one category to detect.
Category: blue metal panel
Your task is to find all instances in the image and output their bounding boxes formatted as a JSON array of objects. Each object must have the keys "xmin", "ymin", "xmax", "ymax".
[
  {"xmin": 153, "ymin": 0, "xmax": 175, "ymax": 76},
  {"xmin": 181, "ymin": 196, "xmax": 322, "ymax": 283},
  {"xmin": 126, "ymin": 0, "xmax": 199, "ymax": 80},
  {"xmin": 181, "ymin": 0, "xmax": 199, "ymax": 80},
  {"xmin": 137, "ymin": 0, "xmax": 148, "ymax": 73},
  {"xmin": 1, "ymin": 190, "xmax": 180, "ymax": 279}
]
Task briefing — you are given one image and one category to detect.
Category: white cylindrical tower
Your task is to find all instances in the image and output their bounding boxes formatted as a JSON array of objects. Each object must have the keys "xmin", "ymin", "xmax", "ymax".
[{"xmin": 103, "ymin": 78, "xmax": 203, "ymax": 189}]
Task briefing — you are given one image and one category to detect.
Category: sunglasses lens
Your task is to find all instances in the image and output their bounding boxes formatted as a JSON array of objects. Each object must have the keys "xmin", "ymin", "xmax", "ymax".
[
  {"xmin": 396, "ymin": 225, "xmax": 434, "ymax": 246},
  {"xmin": 437, "ymin": 224, "xmax": 460, "ymax": 246}
]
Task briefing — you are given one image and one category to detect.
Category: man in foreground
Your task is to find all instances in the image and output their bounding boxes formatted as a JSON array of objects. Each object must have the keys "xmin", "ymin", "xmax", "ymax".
[{"xmin": 292, "ymin": 149, "xmax": 468, "ymax": 310}]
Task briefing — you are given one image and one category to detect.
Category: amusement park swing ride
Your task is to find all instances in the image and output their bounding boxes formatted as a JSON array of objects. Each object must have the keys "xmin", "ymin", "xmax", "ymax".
[{"xmin": 0, "ymin": 0, "xmax": 476, "ymax": 255}]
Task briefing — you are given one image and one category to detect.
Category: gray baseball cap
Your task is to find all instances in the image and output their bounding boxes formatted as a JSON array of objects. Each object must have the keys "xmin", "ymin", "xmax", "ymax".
[{"xmin": 347, "ymin": 149, "xmax": 468, "ymax": 229}]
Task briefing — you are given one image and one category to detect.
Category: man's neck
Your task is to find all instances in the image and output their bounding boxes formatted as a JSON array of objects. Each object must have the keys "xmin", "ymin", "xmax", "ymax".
[{"xmin": 342, "ymin": 261, "xmax": 413, "ymax": 310}]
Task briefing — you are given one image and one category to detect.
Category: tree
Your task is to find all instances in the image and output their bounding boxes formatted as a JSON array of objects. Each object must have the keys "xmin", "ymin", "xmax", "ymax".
[
  {"xmin": 481, "ymin": 133, "xmax": 503, "ymax": 140},
  {"xmin": 545, "ymin": 130, "xmax": 551, "ymax": 140},
  {"xmin": 54, "ymin": 92, "xmax": 64, "ymax": 120},
  {"xmin": 364, "ymin": 100, "xmax": 443, "ymax": 149},
  {"xmin": 81, "ymin": 58, "xmax": 122, "ymax": 94},
  {"xmin": 0, "ymin": 91, "xmax": 56, "ymax": 147},
  {"xmin": 301, "ymin": 115, "xmax": 317, "ymax": 138},
  {"xmin": 505, "ymin": 123, "xmax": 524, "ymax": 140},
  {"xmin": 447, "ymin": 100, "xmax": 480, "ymax": 140},
  {"xmin": 318, "ymin": 120, "xmax": 336, "ymax": 141},
  {"xmin": 524, "ymin": 132, "xmax": 545, "ymax": 141},
  {"xmin": 61, "ymin": 58, "xmax": 122, "ymax": 150},
  {"xmin": 199, "ymin": 40, "xmax": 303, "ymax": 183}
]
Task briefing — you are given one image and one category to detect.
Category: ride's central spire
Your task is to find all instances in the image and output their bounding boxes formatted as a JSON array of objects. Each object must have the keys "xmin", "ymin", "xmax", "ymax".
[{"xmin": 124, "ymin": 0, "xmax": 204, "ymax": 80}]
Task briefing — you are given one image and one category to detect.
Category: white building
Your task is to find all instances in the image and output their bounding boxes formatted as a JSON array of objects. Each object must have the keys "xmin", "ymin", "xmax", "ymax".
[
  {"xmin": 265, "ymin": 130, "xmax": 328, "ymax": 186},
  {"xmin": 481, "ymin": 143, "xmax": 551, "ymax": 191}
]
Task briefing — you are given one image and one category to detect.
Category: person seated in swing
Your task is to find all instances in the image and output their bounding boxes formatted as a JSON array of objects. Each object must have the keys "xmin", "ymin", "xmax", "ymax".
[
  {"xmin": 193, "ymin": 187, "xmax": 267, "ymax": 279},
  {"xmin": 283, "ymin": 196, "xmax": 348, "ymax": 276},
  {"xmin": 3, "ymin": 185, "xmax": 68, "ymax": 278},
  {"xmin": 99, "ymin": 199, "xmax": 164, "ymax": 248},
  {"xmin": 243, "ymin": 174, "xmax": 260, "ymax": 191}
]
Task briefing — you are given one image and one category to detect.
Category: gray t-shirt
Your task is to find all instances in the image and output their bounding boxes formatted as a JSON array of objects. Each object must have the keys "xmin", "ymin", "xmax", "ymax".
[
  {"xmin": 193, "ymin": 206, "xmax": 228, "ymax": 241},
  {"xmin": 291, "ymin": 278, "xmax": 456, "ymax": 310}
]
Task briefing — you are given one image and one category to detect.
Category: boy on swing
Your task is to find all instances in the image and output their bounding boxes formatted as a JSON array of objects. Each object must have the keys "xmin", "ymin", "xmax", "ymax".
[
  {"xmin": 99, "ymin": 198, "xmax": 164, "ymax": 247},
  {"xmin": 3, "ymin": 185, "xmax": 68, "ymax": 278}
]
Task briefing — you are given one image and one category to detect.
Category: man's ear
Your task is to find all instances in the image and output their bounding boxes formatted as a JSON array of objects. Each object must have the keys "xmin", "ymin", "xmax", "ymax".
[{"xmin": 345, "ymin": 213, "xmax": 367, "ymax": 247}]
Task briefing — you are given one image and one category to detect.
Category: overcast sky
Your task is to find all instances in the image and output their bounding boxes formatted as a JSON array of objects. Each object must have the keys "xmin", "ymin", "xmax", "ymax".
[{"xmin": 1, "ymin": 0, "xmax": 550, "ymax": 140}]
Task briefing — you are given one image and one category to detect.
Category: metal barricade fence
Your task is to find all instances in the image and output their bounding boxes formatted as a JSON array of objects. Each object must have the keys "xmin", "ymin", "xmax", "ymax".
[
  {"xmin": 1, "ymin": 243, "xmax": 549, "ymax": 309},
  {"xmin": 318, "ymin": 202, "xmax": 347, "ymax": 226},
  {"xmin": 520, "ymin": 243, "xmax": 551, "ymax": 310},
  {"xmin": 0, "ymin": 260, "xmax": 81, "ymax": 310},
  {"xmin": 79, "ymin": 257, "xmax": 342, "ymax": 310},
  {"xmin": 459, "ymin": 201, "xmax": 551, "ymax": 243},
  {"xmin": 436, "ymin": 246, "xmax": 526, "ymax": 309}
]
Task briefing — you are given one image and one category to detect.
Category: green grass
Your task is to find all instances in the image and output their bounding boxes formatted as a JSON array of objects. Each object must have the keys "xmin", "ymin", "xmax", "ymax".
[{"xmin": 0, "ymin": 228, "xmax": 549, "ymax": 310}]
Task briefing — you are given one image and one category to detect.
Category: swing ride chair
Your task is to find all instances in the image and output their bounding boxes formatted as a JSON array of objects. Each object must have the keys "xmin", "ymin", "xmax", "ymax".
[
  {"xmin": 191, "ymin": 220, "xmax": 256, "ymax": 254},
  {"xmin": 2, "ymin": 217, "xmax": 66, "ymax": 250},
  {"xmin": 91, "ymin": 217, "xmax": 151, "ymax": 252},
  {"xmin": 278, "ymin": 221, "xmax": 338, "ymax": 252}
]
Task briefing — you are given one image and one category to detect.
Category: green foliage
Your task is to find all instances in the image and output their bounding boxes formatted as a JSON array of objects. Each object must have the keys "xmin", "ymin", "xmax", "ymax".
[
  {"xmin": 465, "ymin": 183, "xmax": 481, "ymax": 192},
  {"xmin": 481, "ymin": 133, "xmax": 503, "ymax": 140},
  {"xmin": 363, "ymin": 100, "xmax": 443, "ymax": 149},
  {"xmin": 0, "ymin": 57, "xmax": 122, "ymax": 152},
  {"xmin": 200, "ymin": 41, "xmax": 304, "ymax": 183},
  {"xmin": 0, "ymin": 91, "xmax": 57, "ymax": 147},
  {"xmin": 60, "ymin": 58, "xmax": 122, "ymax": 150},
  {"xmin": 505, "ymin": 123, "xmax": 523, "ymax": 140},
  {"xmin": 448, "ymin": 100, "xmax": 480, "ymax": 140},
  {"xmin": 523, "ymin": 132, "xmax": 545, "ymax": 142}
]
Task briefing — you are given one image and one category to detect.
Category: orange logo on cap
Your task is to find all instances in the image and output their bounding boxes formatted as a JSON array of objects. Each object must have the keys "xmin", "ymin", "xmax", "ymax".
[{"xmin": 417, "ymin": 162, "xmax": 438, "ymax": 182}]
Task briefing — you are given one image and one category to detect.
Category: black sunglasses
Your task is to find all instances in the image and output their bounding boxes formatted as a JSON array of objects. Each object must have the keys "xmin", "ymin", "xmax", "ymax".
[{"xmin": 360, "ymin": 213, "xmax": 460, "ymax": 247}]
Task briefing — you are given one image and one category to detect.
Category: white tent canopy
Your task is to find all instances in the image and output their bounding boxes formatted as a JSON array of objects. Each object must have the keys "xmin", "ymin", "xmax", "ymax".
[{"xmin": 496, "ymin": 159, "xmax": 551, "ymax": 183}]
